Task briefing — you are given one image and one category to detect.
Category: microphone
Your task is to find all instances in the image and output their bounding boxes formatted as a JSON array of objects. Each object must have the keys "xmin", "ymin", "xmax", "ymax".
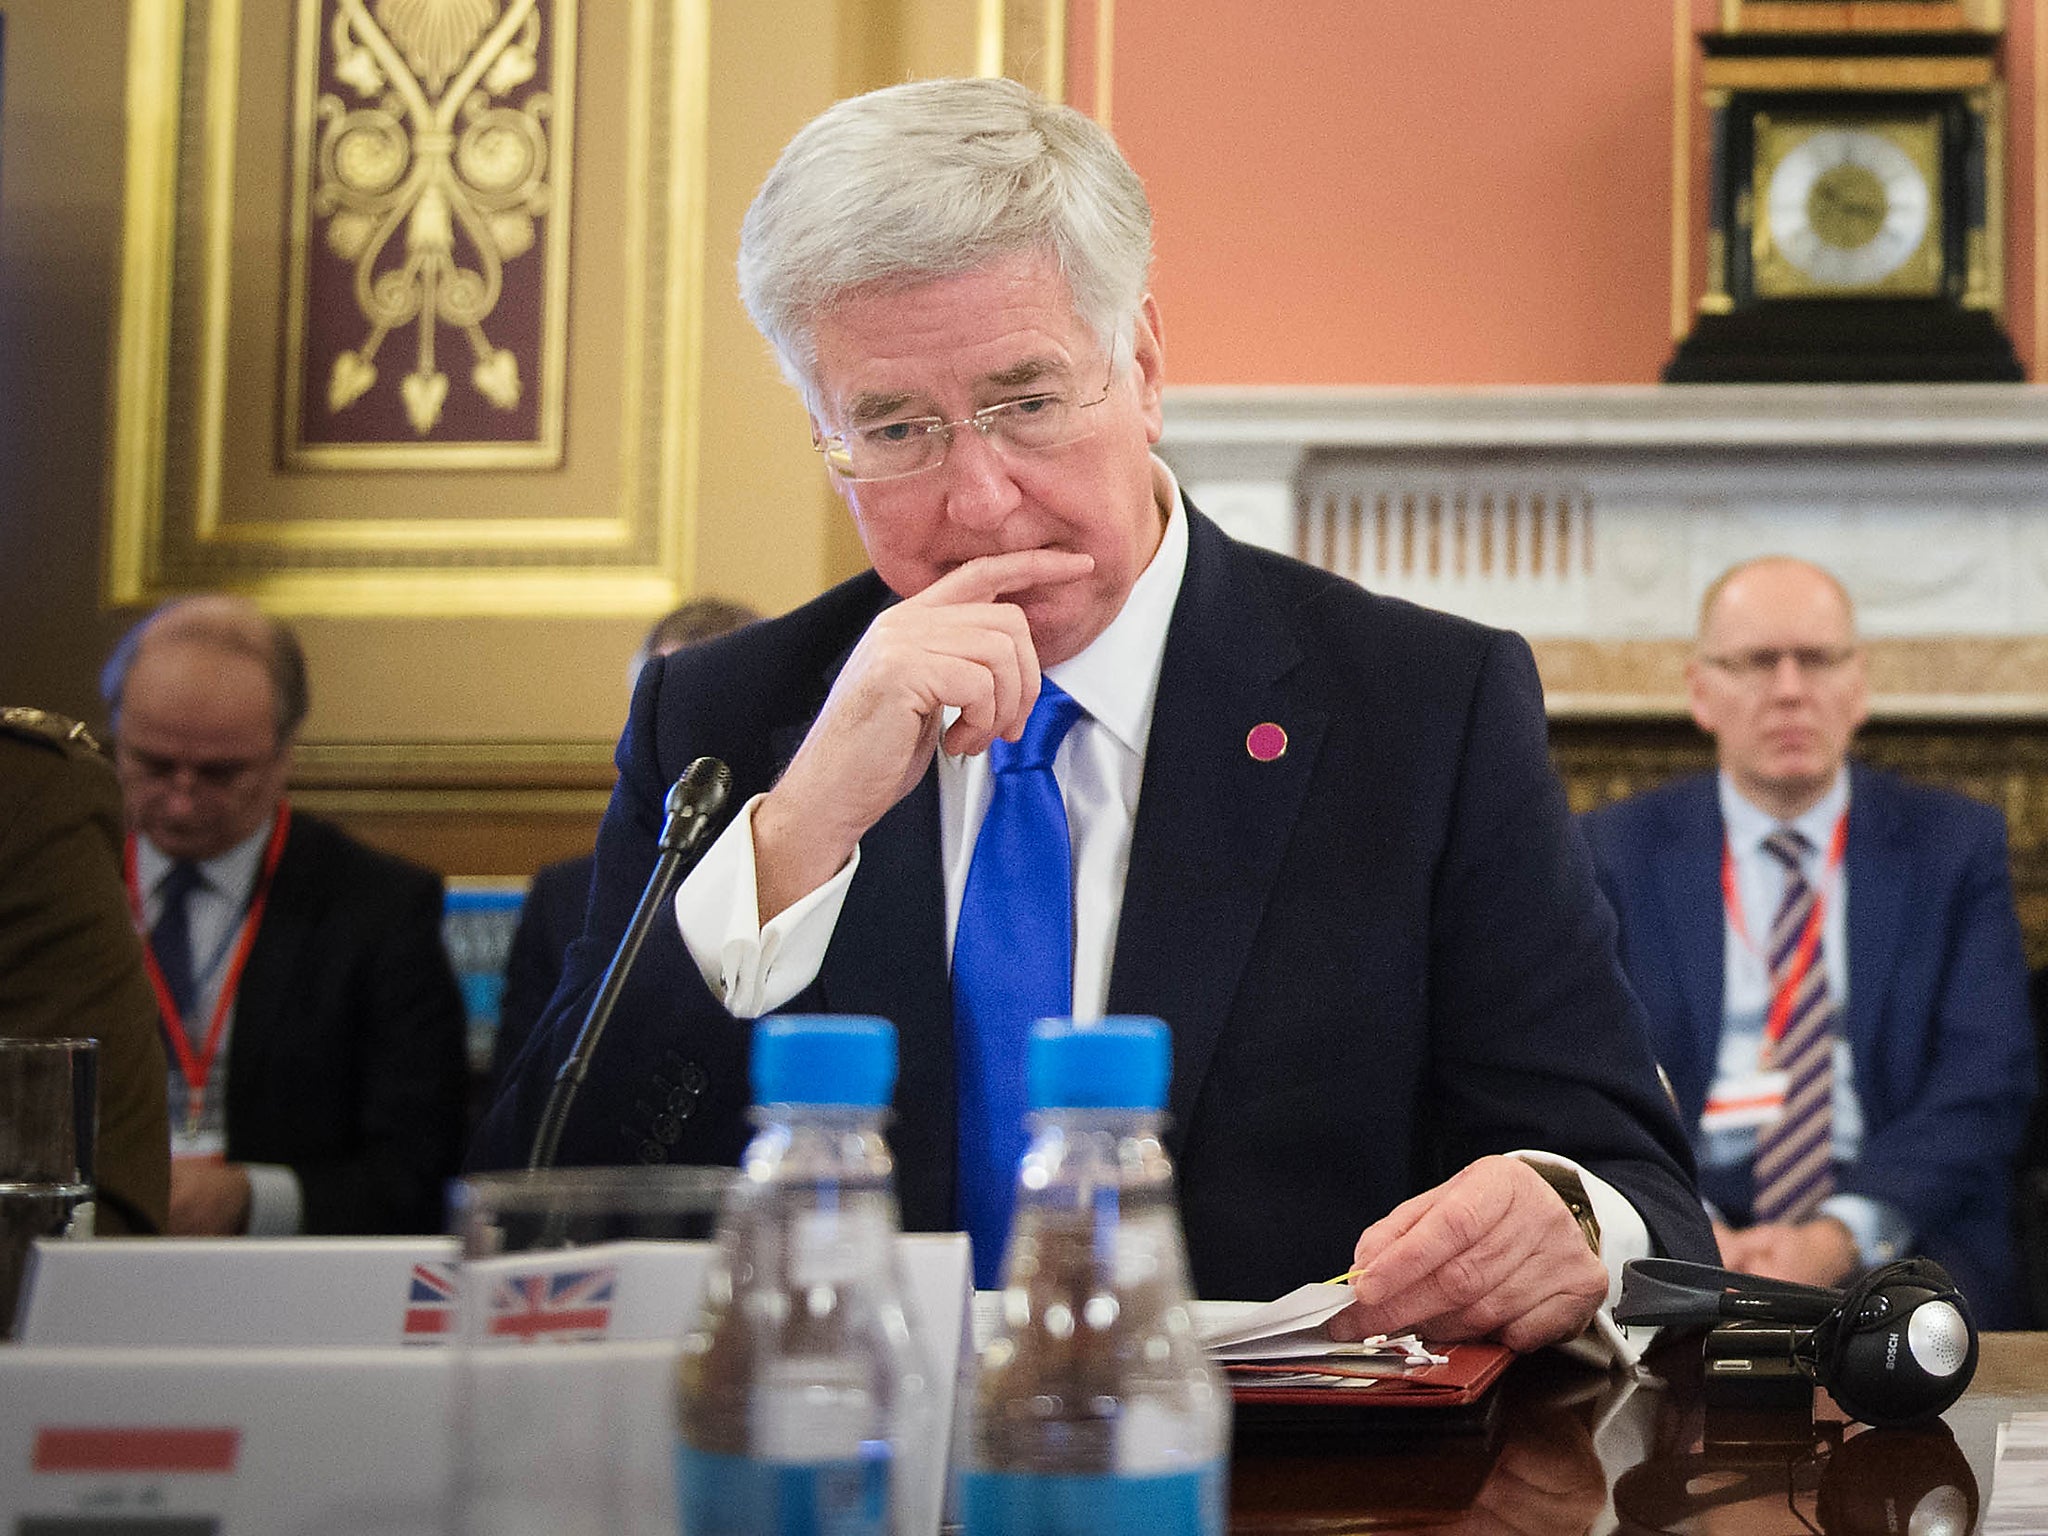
[
  {"xmin": 1615, "ymin": 1257, "xmax": 1977, "ymax": 1428},
  {"xmin": 527, "ymin": 757, "xmax": 733, "ymax": 1171}
]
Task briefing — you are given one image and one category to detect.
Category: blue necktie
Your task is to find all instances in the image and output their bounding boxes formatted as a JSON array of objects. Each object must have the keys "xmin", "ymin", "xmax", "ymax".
[
  {"xmin": 150, "ymin": 860, "xmax": 206, "ymax": 1020},
  {"xmin": 952, "ymin": 678, "xmax": 1084, "ymax": 1288}
]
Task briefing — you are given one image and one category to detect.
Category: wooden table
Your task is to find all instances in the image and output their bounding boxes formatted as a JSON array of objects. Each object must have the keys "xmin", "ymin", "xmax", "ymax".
[{"xmin": 1228, "ymin": 1331, "xmax": 2048, "ymax": 1533}]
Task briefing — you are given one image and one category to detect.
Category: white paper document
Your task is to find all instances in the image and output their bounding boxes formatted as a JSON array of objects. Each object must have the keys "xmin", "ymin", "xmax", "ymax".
[{"xmin": 1193, "ymin": 1283, "xmax": 1448, "ymax": 1365}]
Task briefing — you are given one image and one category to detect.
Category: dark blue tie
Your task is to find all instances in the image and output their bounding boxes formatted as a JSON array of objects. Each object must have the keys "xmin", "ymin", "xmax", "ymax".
[
  {"xmin": 150, "ymin": 860, "xmax": 206, "ymax": 1019},
  {"xmin": 952, "ymin": 678, "xmax": 1084, "ymax": 1287}
]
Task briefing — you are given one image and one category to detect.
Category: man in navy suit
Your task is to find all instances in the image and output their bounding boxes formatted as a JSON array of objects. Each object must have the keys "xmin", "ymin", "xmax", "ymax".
[
  {"xmin": 475, "ymin": 77, "xmax": 1713, "ymax": 1351},
  {"xmin": 1583, "ymin": 558, "xmax": 2036, "ymax": 1326}
]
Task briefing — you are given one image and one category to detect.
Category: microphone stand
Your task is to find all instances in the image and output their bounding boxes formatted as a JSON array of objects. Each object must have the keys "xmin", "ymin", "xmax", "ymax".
[{"xmin": 526, "ymin": 757, "xmax": 732, "ymax": 1171}]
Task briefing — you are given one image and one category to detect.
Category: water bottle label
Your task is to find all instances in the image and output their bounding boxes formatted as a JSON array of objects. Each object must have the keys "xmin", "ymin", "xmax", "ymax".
[
  {"xmin": 676, "ymin": 1443, "xmax": 890, "ymax": 1536},
  {"xmin": 957, "ymin": 1461, "xmax": 1226, "ymax": 1536}
]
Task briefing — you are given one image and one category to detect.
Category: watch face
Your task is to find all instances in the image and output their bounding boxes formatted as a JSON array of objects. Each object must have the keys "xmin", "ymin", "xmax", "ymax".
[{"xmin": 1751, "ymin": 113, "xmax": 1944, "ymax": 297}]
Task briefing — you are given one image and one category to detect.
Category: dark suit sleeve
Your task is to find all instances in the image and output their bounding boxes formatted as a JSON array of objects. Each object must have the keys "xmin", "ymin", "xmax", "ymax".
[
  {"xmin": 491, "ymin": 857, "xmax": 592, "ymax": 1092},
  {"xmin": 1425, "ymin": 633, "xmax": 1715, "ymax": 1266},
  {"xmin": 1839, "ymin": 803, "xmax": 2036, "ymax": 1247}
]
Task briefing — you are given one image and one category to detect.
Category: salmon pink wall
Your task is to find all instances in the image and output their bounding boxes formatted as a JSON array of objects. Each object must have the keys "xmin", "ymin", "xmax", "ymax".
[{"xmin": 1103, "ymin": 0, "xmax": 2038, "ymax": 384}]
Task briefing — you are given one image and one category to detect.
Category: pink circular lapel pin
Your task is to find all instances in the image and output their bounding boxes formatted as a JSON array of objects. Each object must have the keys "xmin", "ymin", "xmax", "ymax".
[{"xmin": 1245, "ymin": 722, "xmax": 1288, "ymax": 762}]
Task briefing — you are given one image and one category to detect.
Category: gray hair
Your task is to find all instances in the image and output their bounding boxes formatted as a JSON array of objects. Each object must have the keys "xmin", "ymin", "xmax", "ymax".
[
  {"xmin": 102, "ymin": 595, "xmax": 311, "ymax": 744},
  {"xmin": 737, "ymin": 77, "xmax": 1153, "ymax": 400}
]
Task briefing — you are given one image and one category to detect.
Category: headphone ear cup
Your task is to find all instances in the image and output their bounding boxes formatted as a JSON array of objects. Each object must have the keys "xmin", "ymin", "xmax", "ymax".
[
  {"xmin": 1812, "ymin": 1259, "xmax": 1977, "ymax": 1428},
  {"xmin": 1816, "ymin": 1422, "xmax": 1978, "ymax": 1536}
]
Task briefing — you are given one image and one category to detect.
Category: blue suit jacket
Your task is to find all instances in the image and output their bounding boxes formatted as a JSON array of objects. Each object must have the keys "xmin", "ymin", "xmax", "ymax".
[
  {"xmin": 473, "ymin": 509, "xmax": 1713, "ymax": 1298},
  {"xmin": 1582, "ymin": 765, "xmax": 2038, "ymax": 1326}
]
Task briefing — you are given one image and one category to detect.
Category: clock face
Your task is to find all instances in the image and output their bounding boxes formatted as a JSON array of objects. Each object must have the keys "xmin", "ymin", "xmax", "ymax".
[{"xmin": 1751, "ymin": 114, "xmax": 1945, "ymax": 297}]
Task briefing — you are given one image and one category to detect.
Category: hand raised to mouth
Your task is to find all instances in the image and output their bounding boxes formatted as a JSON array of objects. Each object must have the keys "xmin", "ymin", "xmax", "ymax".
[{"xmin": 751, "ymin": 547, "xmax": 1097, "ymax": 925}]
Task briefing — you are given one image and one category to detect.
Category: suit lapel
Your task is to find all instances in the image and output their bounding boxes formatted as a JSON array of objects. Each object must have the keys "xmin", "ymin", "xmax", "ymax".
[
  {"xmin": 1844, "ymin": 762, "xmax": 1903, "ymax": 1065},
  {"xmin": 224, "ymin": 812, "xmax": 316, "ymax": 1140},
  {"xmin": 1107, "ymin": 512, "xmax": 1324, "ymax": 1148},
  {"xmin": 1653, "ymin": 779, "xmax": 1727, "ymax": 1106}
]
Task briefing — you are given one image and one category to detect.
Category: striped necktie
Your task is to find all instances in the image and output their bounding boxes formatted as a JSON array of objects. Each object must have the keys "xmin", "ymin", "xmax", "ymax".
[
  {"xmin": 951, "ymin": 678, "xmax": 1085, "ymax": 1288},
  {"xmin": 1751, "ymin": 828, "xmax": 1837, "ymax": 1224}
]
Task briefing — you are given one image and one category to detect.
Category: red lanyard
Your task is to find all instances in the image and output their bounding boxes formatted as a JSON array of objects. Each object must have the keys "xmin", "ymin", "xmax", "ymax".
[
  {"xmin": 1720, "ymin": 809, "xmax": 1847, "ymax": 1047},
  {"xmin": 126, "ymin": 805, "xmax": 292, "ymax": 1131}
]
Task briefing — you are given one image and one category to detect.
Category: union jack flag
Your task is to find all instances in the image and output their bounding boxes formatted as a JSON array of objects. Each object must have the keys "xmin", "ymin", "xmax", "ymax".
[
  {"xmin": 487, "ymin": 1265, "xmax": 617, "ymax": 1342},
  {"xmin": 403, "ymin": 1261, "xmax": 460, "ymax": 1341}
]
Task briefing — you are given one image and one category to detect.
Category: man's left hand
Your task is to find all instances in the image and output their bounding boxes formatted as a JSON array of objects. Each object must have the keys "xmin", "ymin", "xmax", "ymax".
[
  {"xmin": 1717, "ymin": 1217, "xmax": 1857, "ymax": 1288},
  {"xmin": 168, "ymin": 1159, "xmax": 252, "ymax": 1236},
  {"xmin": 1327, "ymin": 1156, "xmax": 1609, "ymax": 1353}
]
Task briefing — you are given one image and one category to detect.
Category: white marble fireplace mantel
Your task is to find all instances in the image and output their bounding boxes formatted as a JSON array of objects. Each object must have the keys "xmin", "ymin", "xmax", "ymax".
[{"xmin": 1156, "ymin": 384, "xmax": 2048, "ymax": 717}]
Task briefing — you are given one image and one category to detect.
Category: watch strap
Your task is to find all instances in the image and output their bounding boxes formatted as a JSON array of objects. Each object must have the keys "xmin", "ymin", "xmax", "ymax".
[{"xmin": 1516, "ymin": 1156, "xmax": 1602, "ymax": 1255}]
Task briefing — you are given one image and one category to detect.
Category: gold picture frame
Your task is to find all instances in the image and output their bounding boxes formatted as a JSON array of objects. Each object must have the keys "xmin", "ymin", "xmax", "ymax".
[{"xmin": 106, "ymin": 0, "xmax": 711, "ymax": 617}]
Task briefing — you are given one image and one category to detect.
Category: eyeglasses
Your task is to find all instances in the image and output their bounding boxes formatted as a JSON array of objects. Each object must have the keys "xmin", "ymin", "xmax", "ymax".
[
  {"xmin": 1699, "ymin": 646, "xmax": 1860, "ymax": 684},
  {"xmin": 813, "ymin": 365, "xmax": 1116, "ymax": 483}
]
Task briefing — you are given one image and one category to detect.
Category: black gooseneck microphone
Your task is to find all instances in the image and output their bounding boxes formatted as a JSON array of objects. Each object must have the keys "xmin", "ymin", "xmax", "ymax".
[{"xmin": 527, "ymin": 756, "xmax": 732, "ymax": 1171}]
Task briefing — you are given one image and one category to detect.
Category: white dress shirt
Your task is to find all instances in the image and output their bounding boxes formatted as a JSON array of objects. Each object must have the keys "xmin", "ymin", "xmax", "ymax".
[
  {"xmin": 136, "ymin": 815, "xmax": 304, "ymax": 1235},
  {"xmin": 671, "ymin": 459, "xmax": 1651, "ymax": 1357}
]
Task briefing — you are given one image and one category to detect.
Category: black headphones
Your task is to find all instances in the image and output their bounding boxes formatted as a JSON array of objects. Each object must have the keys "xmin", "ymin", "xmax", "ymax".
[{"xmin": 1615, "ymin": 1256, "xmax": 1978, "ymax": 1428}]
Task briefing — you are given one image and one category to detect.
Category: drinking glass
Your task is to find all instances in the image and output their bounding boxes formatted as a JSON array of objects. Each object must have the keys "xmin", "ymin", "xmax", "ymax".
[
  {"xmin": 0, "ymin": 1036, "xmax": 97, "ymax": 1338},
  {"xmin": 449, "ymin": 1165, "xmax": 734, "ymax": 1536}
]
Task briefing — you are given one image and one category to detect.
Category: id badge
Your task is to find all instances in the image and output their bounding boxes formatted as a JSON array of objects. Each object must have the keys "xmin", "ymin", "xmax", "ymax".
[
  {"xmin": 172, "ymin": 1127, "xmax": 227, "ymax": 1160},
  {"xmin": 1701, "ymin": 1070, "xmax": 1788, "ymax": 1134}
]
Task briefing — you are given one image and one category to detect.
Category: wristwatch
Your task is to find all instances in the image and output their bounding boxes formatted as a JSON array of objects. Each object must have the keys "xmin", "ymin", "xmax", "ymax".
[{"xmin": 1518, "ymin": 1157, "xmax": 1602, "ymax": 1255}]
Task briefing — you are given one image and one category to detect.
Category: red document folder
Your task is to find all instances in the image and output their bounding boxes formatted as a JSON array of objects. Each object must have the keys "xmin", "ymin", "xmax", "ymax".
[{"xmin": 1226, "ymin": 1339, "xmax": 1516, "ymax": 1409}]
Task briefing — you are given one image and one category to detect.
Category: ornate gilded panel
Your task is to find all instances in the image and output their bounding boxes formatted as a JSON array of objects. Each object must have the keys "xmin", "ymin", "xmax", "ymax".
[
  {"xmin": 107, "ymin": 0, "xmax": 709, "ymax": 616},
  {"xmin": 282, "ymin": 0, "xmax": 573, "ymax": 464}
]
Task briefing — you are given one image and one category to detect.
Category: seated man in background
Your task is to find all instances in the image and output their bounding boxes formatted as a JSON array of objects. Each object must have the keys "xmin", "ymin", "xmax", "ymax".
[
  {"xmin": 0, "ymin": 708, "xmax": 170, "ymax": 1235},
  {"xmin": 479, "ymin": 77, "xmax": 1714, "ymax": 1355},
  {"xmin": 1583, "ymin": 557, "xmax": 2037, "ymax": 1326},
  {"xmin": 491, "ymin": 596, "xmax": 760, "ymax": 1088},
  {"xmin": 104, "ymin": 597, "xmax": 469, "ymax": 1236}
]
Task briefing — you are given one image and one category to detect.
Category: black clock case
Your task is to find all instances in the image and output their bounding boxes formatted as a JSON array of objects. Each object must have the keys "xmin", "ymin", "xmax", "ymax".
[{"xmin": 1666, "ymin": 33, "xmax": 2023, "ymax": 383}]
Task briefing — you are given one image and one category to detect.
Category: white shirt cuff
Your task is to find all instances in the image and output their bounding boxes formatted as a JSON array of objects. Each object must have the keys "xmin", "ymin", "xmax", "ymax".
[
  {"xmin": 673, "ymin": 792, "xmax": 860, "ymax": 1018},
  {"xmin": 243, "ymin": 1162, "xmax": 303, "ymax": 1236},
  {"xmin": 1512, "ymin": 1149, "xmax": 1656, "ymax": 1370}
]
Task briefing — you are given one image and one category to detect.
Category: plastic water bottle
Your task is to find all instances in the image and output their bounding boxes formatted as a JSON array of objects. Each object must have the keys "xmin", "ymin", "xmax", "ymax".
[
  {"xmin": 960, "ymin": 1016, "xmax": 1231, "ymax": 1535},
  {"xmin": 674, "ymin": 1016, "xmax": 930, "ymax": 1535}
]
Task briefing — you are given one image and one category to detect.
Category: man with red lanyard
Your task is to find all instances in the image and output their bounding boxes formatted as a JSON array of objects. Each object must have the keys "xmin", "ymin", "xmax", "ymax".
[
  {"xmin": 1583, "ymin": 557, "xmax": 2037, "ymax": 1327},
  {"xmin": 104, "ymin": 596, "xmax": 469, "ymax": 1236}
]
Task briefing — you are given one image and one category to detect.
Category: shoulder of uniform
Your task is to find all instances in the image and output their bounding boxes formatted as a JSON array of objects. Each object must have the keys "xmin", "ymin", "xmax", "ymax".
[{"xmin": 0, "ymin": 707, "xmax": 106, "ymax": 759}]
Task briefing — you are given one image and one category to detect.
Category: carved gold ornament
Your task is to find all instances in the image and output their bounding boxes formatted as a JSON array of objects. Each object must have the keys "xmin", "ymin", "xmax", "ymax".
[{"xmin": 316, "ymin": 0, "xmax": 554, "ymax": 434}]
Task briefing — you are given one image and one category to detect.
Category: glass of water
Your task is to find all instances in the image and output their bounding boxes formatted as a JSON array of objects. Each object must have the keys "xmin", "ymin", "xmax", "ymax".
[
  {"xmin": 449, "ymin": 1165, "xmax": 734, "ymax": 1536},
  {"xmin": 0, "ymin": 1036, "xmax": 97, "ymax": 1337}
]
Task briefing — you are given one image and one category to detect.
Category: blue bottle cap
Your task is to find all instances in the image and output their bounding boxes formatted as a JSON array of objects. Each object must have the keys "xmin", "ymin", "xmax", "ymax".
[
  {"xmin": 1027, "ymin": 1016, "xmax": 1170, "ymax": 1110},
  {"xmin": 751, "ymin": 1015, "xmax": 897, "ymax": 1107}
]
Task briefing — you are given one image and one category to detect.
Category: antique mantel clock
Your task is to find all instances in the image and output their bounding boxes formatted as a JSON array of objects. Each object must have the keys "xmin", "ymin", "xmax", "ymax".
[{"xmin": 1666, "ymin": 0, "xmax": 2023, "ymax": 381}]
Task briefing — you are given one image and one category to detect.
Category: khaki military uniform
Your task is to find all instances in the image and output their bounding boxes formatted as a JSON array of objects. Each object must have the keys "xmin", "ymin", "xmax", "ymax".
[{"xmin": 0, "ymin": 708, "xmax": 171, "ymax": 1234}]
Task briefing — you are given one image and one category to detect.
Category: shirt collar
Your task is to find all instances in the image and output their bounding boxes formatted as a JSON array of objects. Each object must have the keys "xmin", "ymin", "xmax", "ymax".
[
  {"xmin": 1718, "ymin": 766, "xmax": 1851, "ymax": 862},
  {"xmin": 136, "ymin": 810, "xmax": 280, "ymax": 906},
  {"xmin": 1041, "ymin": 454, "xmax": 1189, "ymax": 760}
]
